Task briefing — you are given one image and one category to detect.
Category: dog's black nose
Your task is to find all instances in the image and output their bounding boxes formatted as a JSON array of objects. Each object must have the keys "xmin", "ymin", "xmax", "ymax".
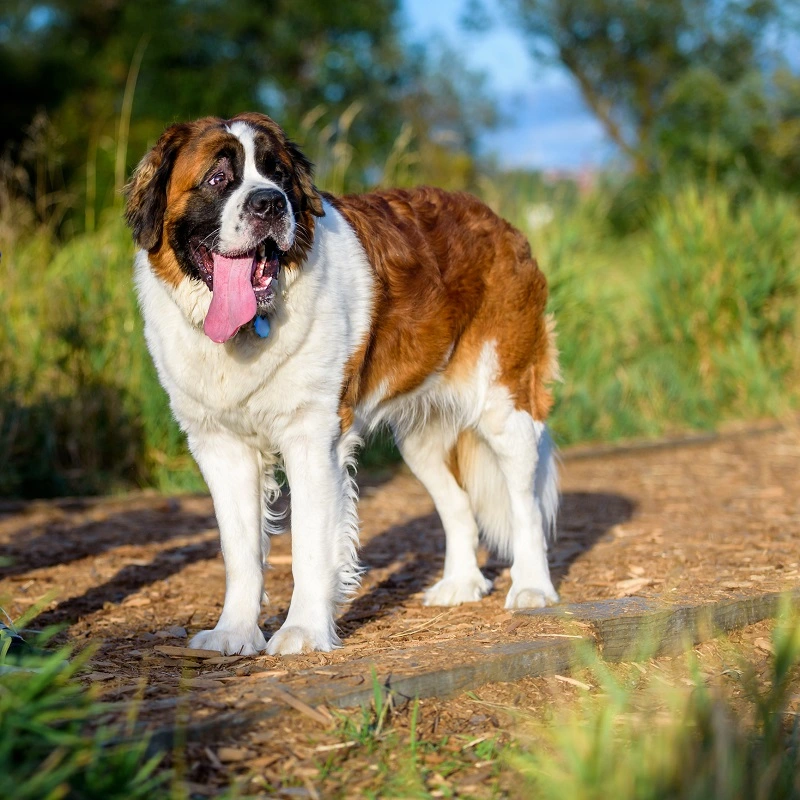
[{"xmin": 246, "ymin": 188, "xmax": 286, "ymax": 219}]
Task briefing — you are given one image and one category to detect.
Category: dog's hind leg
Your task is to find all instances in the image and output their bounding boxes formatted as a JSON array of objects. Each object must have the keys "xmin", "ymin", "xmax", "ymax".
[
  {"xmin": 396, "ymin": 419, "xmax": 492, "ymax": 606},
  {"xmin": 477, "ymin": 404, "xmax": 559, "ymax": 609}
]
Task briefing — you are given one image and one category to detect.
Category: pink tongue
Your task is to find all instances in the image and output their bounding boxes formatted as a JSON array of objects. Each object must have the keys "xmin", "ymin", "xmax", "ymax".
[{"xmin": 203, "ymin": 253, "xmax": 257, "ymax": 343}]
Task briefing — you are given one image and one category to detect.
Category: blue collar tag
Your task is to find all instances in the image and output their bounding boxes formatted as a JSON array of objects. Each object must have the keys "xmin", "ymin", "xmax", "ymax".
[{"xmin": 254, "ymin": 315, "xmax": 271, "ymax": 338}]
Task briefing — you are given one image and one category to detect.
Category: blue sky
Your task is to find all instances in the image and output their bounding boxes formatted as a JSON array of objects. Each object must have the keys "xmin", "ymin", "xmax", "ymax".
[{"xmin": 401, "ymin": 0, "xmax": 614, "ymax": 170}]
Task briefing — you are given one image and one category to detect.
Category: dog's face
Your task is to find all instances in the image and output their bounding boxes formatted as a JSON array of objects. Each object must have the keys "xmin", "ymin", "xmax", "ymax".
[{"xmin": 125, "ymin": 113, "xmax": 324, "ymax": 341}]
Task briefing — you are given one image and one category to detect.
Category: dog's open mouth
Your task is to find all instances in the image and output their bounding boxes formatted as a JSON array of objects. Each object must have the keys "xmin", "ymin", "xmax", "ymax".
[
  {"xmin": 190, "ymin": 238, "xmax": 282, "ymax": 343},
  {"xmin": 192, "ymin": 238, "xmax": 282, "ymax": 298}
]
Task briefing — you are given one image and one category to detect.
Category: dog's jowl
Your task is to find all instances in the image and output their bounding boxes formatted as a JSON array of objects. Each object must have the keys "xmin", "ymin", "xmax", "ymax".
[{"xmin": 125, "ymin": 112, "xmax": 560, "ymax": 656}]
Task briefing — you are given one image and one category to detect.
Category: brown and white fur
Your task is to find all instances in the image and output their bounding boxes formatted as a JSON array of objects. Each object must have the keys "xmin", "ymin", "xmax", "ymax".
[{"xmin": 125, "ymin": 113, "xmax": 560, "ymax": 656}]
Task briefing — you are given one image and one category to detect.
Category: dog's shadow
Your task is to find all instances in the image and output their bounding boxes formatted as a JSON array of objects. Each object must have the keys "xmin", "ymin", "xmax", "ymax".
[
  {"xmin": 339, "ymin": 490, "xmax": 636, "ymax": 636},
  {"xmin": 4, "ymin": 485, "xmax": 635, "ymax": 639},
  {"xmin": 0, "ymin": 500, "xmax": 219, "ymax": 629}
]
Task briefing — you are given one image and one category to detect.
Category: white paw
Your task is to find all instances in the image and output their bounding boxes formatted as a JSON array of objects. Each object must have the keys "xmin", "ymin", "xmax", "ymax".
[
  {"xmin": 266, "ymin": 624, "xmax": 339, "ymax": 656},
  {"xmin": 423, "ymin": 572, "xmax": 493, "ymax": 607},
  {"xmin": 189, "ymin": 626, "xmax": 267, "ymax": 656},
  {"xmin": 505, "ymin": 582, "xmax": 560, "ymax": 610}
]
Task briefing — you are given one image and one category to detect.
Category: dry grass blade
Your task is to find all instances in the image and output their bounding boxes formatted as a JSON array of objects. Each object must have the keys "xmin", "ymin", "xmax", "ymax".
[
  {"xmin": 554, "ymin": 674, "xmax": 593, "ymax": 691},
  {"xmin": 314, "ymin": 741, "xmax": 357, "ymax": 753},
  {"xmin": 462, "ymin": 734, "xmax": 492, "ymax": 751},
  {"xmin": 388, "ymin": 611, "xmax": 451, "ymax": 639},
  {"xmin": 268, "ymin": 686, "xmax": 332, "ymax": 726}
]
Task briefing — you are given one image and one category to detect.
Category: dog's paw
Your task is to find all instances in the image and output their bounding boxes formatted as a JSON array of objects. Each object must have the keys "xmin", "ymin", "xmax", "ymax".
[
  {"xmin": 189, "ymin": 626, "xmax": 267, "ymax": 656},
  {"xmin": 504, "ymin": 582, "xmax": 559, "ymax": 610},
  {"xmin": 266, "ymin": 624, "xmax": 339, "ymax": 656},
  {"xmin": 423, "ymin": 572, "xmax": 493, "ymax": 607}
]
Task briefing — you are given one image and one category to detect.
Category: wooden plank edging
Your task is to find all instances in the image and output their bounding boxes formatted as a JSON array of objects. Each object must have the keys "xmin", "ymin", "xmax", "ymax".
[
  {"xmin": 140, "ymin": 589, "xmax": 799, "ymax": 754},
  {"xmin": 522, "ymin": 590, "xmax": 800, "ymax": 661}
]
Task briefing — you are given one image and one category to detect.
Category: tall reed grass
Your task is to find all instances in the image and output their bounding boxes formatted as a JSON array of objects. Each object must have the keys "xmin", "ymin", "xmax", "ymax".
[
  {"xmin": 502, "ymin": 183, "xmax": 800, "ymax": 445},
  {"xmin": 1, "ymin": 155, "xmax": 798, "ymax": 496},
  {"xmin": 0, "ymin": 215, "xmax": 195, "ymax": 496}
]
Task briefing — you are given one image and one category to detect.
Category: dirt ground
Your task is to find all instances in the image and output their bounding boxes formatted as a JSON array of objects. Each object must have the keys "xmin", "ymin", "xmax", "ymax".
[{"xmin": 1, "ymin": 422, "xmax": 799, "ymax": 795}]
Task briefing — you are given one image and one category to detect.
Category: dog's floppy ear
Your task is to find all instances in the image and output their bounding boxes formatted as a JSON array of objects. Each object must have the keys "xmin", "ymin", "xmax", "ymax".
[
  {"xmin": 124, "ymin": 123, "xmax": 191, "ymax": 251},
  {"xmin": 285, "ymin": 139, "xmax": 324, "ymax": 217}
]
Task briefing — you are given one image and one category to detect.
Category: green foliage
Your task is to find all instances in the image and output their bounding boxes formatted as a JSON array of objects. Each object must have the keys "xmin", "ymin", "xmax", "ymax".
[
  {"xmin": 320, "ymin": 685, "xmax": 502, "ymax": 799},
  {"xmin": 1, "ymin": 1, "xmax": 404, "ymax": 165},
  {"xmin": 504, "ymin": 0, "xmax": 800, "ymax": 190},
  {"xmin": 0, "ymin": 624, "xmax": 167, "ymax": 800},
  {"xmin": 2, "ymin": 176, "xmax": 799, "ymax": 496},
  {"xmin": 0, "ymin": 216, "xmax": 202, "ymax": 496},
  {"xmin": 0, "ymin": 1, "xmax": 494, "ymax": 233},
  {"xmin": 509, "ymin": 606, "xmax": 800, "ymax": 799},
  {"xmin": 499, "ymin": 180, "xmax": 800, "ymax": 445},
  {"xmin": 644, "ymin": 187, "xmax": 800, "ymax": 418}
]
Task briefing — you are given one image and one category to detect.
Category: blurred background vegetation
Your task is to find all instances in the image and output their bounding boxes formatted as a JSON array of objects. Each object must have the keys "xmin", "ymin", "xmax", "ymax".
[{"xmin": 0, "ymin": 0, "xmax": 798, "ymax": 497}]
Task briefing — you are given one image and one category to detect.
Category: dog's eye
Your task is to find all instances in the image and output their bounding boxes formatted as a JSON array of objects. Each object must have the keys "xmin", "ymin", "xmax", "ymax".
[{"xmin": 208, "ymin": 171, "xmax": 227, "ymax": 187}]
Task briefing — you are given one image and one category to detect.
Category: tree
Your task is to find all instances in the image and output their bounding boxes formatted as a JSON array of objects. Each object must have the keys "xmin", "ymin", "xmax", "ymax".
[
  {"xmin": 0, "ymin": 0, "xmax": 497, "ymax": 227},
  {"xmin": 502, "ymin": 0, "xmax": 796, "ymax": 181}
]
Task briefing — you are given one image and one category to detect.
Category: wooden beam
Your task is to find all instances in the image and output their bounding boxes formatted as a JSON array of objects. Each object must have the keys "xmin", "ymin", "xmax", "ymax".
[
  {"xmin": 141, "ymin": 588, "xmax": 798, "ymax": 754},
  {"xmin": 524, "ymin": 590, "xmax": 800, "ymax": 661}
]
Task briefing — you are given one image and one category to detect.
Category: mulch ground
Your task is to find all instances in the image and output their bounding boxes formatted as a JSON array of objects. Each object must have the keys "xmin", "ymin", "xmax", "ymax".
[{"xmin": 1, "ymin": 421, "xmax": 799, "ymax": 795}]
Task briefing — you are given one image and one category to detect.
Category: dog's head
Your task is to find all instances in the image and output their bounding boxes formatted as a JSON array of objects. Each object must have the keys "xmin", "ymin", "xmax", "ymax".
[{"xmin": 125, "ymin": 113, "xmax": 324, "ymax": 342}]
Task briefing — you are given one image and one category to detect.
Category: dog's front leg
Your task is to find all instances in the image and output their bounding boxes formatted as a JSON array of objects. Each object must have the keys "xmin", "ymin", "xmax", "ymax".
[
  {"xmin": 188, "ymin": 433, "xmax": 267, "ymax": 656},
  {"xmin": 267, "ymin": 428, "xmax": 345, "ymax": 655}
]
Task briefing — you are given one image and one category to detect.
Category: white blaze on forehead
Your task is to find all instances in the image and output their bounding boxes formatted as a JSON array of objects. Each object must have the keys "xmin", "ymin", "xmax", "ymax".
[
  {"xmin": 216, "ymin": 121, "xmax": 295, "ymax": 254},
  {"xmin": 229, "ymin": 121, "xmax": 268, "ymax": 184}
]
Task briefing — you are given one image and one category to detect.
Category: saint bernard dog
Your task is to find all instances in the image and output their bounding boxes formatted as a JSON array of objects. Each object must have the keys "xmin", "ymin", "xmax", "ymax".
[{"xmin": 125, "ymin": 112, "xmax": 560, "ymax": 656}]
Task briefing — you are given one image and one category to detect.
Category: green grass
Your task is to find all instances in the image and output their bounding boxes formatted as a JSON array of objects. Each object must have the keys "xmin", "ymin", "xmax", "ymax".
[
  {"xmin": 268, "ymin": 607, "xmax": 800, "ymax": 799},
  {"xmin": 7, "ymin": 608, "xmax": 800, "ymax": 799},
  {"xmin": 299, "ymin": 697, "xmax": 503, "ymax": 798},
  {"xmin": 0, "ymin": 215, "xmax": 201, "ymax": 496},
  {"xmin": 499, "ymin": 182, "xmax": 800, "ymax": 445},
  {"xmin": 1, "ymin": 179, "xmax": 798, "ymax": 496},
  {"xmin": 0, "ymin": 620, "xmax": 167, "ymax": 800},
  {"xmin": 509, "ymin": 607, "xmax": 800, "ymax": 800}
]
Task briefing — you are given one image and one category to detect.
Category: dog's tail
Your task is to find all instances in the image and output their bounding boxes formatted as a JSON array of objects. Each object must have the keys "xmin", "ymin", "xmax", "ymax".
[
  {"xmin": 533, "ymin": 422, "xmax": 559, "ymax": 541},
  {"xmin": 453, "ymin": 423, "xmax": 558, "ymax": 559}
]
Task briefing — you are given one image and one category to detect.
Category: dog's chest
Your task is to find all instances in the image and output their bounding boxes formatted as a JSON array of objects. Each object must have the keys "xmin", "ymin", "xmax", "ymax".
[
  {"xmin": 135, "ymin": 203, "xmax": 375, "ymax": 445},
  {"xmin": 159, "ymin": 335, "xmax": 314, "ymax": 442}
]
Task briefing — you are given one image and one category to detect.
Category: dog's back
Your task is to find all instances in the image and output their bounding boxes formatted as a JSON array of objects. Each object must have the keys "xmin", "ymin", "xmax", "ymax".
[{"xmin": 333, "ymin": 186, "xmax": 558, "ymax": 426}]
